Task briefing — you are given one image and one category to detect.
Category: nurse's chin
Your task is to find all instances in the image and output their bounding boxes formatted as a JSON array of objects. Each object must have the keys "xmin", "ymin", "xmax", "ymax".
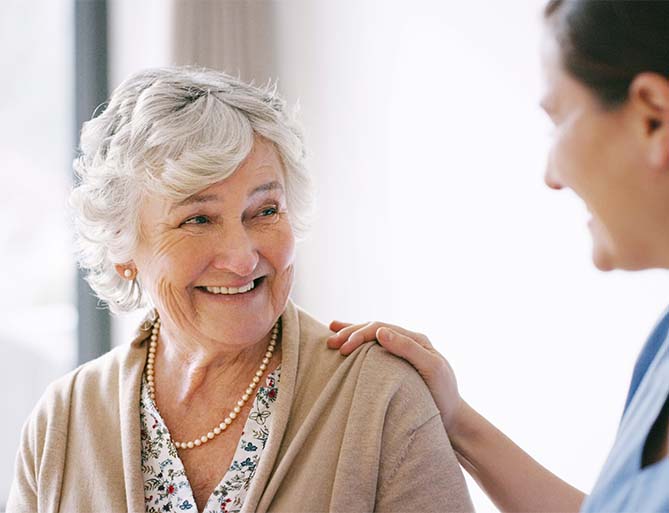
[
  {"xmin": 590, "ymin": 241, "xmax": 617, "ymax": 272},
  {"xmin": 591, "ymin": 243, "xmax": 658, "ymax": 272}
]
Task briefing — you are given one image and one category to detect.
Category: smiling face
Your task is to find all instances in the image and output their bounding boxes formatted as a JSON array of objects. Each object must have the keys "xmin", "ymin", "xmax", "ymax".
[
  {"xmin": 540, "ymin": 31, "xmax": 669, "ymax": 271},
  {"xmin": 131, "ymin": 138, "xmax": 295, "ymax": 351}
]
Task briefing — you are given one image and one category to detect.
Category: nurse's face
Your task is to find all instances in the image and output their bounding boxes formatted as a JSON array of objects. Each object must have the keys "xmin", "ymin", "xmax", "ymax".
[{"xmin": 540, "ymin": 31, "xmax": 669, "ymax": 271}]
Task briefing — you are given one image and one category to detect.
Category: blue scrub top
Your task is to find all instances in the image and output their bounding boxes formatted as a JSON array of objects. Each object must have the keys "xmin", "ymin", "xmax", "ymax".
[{"xmin": 580, "ymin": 309, "xmax": 669, "ymax": 513}]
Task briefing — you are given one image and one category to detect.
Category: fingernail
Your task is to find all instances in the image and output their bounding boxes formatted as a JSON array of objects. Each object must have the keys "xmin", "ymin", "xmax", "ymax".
[{"xmin": 379, "ymin": 328, "xmax": 394, "ymax": 341}]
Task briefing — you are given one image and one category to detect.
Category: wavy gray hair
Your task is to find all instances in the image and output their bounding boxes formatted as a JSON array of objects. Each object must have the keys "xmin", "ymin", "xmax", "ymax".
[{"xmin": 70, "ymin": 67, "xmax": 312, "ymax": 314}]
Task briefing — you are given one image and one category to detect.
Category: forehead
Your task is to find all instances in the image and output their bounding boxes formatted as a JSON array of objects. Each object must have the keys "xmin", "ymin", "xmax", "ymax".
[
  {"xmin": 178, "ymin": 140, "xmax": 286, "ymax": 210},
  {"xmin": 540, "ymin": 30, "xmax": 565, "ymax": 99},
  {"xmin": 142, "ymin": 139, "xmax": 286, "ymax": 221},
  {"xmin": 539, "ymin": 30, "xmax": 593, "ymax": 111},
  {"xmin": 241, "ymin": 138, "xmax": 284, "ymax": 177},
  {"xmin": 216, "ymin": 138, "xmax": 285, "ymax": 191}
]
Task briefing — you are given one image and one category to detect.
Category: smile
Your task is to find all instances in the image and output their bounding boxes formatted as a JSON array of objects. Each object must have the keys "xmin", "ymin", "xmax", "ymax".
[{"xmin": 202, "ymin": 280, "xmax": 255, "ymax": 295}]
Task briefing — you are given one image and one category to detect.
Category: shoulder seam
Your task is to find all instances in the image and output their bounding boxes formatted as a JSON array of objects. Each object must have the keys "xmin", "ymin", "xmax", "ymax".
[{"xmin": 376, "ymin": 412, "xmax": 441, "ymax": 500}]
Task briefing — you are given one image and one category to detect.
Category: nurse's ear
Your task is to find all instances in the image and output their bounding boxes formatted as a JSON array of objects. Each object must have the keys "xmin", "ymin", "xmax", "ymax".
[{"xmin": 628, "ymin": 72, "xmax": 669, "ymax": 171}]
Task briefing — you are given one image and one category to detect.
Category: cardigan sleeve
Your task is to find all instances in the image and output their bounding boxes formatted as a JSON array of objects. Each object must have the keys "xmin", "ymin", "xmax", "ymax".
[
  {"xmin": 372, "ymin": 353, "xmax": 474, "ymax": 513},
  {"xmin": 375, "ymin": 414, "xmax": 473, "ymax": 513},
  {"xmin": 6, "ymin": 374, "xmax": 73, "ymax": 513},
  {"xmin": 6, "ymin": 414, "xmax": 39, "ymax": 513}
]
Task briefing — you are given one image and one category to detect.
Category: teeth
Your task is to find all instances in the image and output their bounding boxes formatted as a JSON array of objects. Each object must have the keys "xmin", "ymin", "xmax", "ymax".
[{"xmin": 204, "ymin": 281, "xmax": 255, "ymax": 295}]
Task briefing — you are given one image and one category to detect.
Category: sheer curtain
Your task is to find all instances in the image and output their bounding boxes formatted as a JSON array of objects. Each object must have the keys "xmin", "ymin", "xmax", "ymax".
[
  {"xmin": 0, "ymin": 1, "xmax": 75, "ymax": 509},
  {"xmin": 171, "ymin": 0, "xmax": 278, "ymax": 83}
]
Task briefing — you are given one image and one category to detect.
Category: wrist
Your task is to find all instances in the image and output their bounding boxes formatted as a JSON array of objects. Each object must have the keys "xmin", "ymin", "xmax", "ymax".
[{"xmin": 445, "ymin": 399, "xmax": 477, "ymax": 452}]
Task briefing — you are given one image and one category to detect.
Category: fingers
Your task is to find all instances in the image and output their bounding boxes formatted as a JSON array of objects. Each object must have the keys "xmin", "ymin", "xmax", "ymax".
[
  {"xmin": 327, "ymin": 319, "xmax": 436, "ymax": 355},
  {"xmin": 337, "ymin": 322, "xmax": 390, "ymax": 354},
  {"xmin": 326, "ymin": 321, "xmax": 366, "ymax": 349},
  {"xmin": 329, "ymin": 320, "xmax": 352, "ymax": 332},
  {"xmin": 375, "ymin": 327, "xmax": 436, "ymax": 374},
  {"xmin": 344, "ymin": 322, "xmax": 434, "ymax": 352},
  {"xmin": 327, "ymin": 321, "xmax": 374, "ymax": 349}
]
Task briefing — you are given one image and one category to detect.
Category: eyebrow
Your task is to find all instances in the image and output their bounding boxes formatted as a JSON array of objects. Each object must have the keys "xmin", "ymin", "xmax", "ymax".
[
  {"xmin": 250, "ymin": 181, "xmax": 283, "ymax": 196},
  {"xmin": 170, "ymin": 181, "xmax": 284, "ymax": 213},
  {"xmin": 170, "ymin": 193, "xmax": 218, "ymax": 212}
]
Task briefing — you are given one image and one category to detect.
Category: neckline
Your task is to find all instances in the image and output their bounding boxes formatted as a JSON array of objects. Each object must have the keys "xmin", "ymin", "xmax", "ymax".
[
  {"xmin": 603, "ymin": 333, "xmax": 669, "ymax": 477},
  {"xmin": 128, "ymin": 300, "xmax": 303, "ymax": 513},
  {"xmin": 140, "ymin": 366, "xmax": 283, "ymax": 512},
  {"xmin": 640, "ymin": 393, "xmax": 669, "ymax": 470}
]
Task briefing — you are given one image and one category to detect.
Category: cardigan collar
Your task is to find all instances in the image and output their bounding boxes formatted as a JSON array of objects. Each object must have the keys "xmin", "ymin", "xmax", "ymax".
[{"xmin": 120, "ymin": 300, "xmax": 301, "ymax": 513}]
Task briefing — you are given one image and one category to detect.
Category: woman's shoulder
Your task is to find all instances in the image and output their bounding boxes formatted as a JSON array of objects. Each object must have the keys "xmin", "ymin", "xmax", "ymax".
[
  {"xmin": 296, "ymin": 305, "xmax": 430, "ymax": 375},
  {"xmin": 28, "ymin": 341, "xmax": 145, "ymax": 429},
  {"xmin": 359, "ymin": 342, "xmax": 440, "ymax": 425},
  {"xmin": 293, "ymin": 306, "xmax": 439, "ymax": 424}
]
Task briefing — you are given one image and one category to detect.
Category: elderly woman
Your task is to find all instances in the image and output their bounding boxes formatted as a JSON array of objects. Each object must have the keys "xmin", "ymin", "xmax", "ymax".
[{"xmin": 7, "ymin": 68, "xmax": 472, "ymax": 513}]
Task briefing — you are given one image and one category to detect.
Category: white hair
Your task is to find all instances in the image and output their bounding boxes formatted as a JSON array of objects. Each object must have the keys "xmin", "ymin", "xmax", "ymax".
[{"xmin": 70, "ymin": 66, "xmax": 312, "ymax": 314}]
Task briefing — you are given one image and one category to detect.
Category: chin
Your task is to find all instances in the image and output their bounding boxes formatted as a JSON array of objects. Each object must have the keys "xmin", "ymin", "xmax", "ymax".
[
  {"xmin": 591, "ymin": 244, "xmax": 653, "ymax": 272},
  {"xmin": 591, "ymin": 244, "xmax": 616, "ymax": 272}
]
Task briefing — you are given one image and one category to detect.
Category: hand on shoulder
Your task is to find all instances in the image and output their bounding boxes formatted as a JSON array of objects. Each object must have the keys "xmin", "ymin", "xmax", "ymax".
[{"xmin": 327, "ymin": 320, "xmax": 463, "ymax": 431}]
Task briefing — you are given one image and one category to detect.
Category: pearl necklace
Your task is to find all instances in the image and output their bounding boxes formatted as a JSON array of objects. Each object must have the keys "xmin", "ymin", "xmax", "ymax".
[{"xmin": 145, "ymin": 316, "xmax": 280, "ymax": 450}]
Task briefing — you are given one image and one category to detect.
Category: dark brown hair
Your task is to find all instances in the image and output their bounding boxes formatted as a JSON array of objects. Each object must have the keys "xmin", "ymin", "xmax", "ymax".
[{"xmin": 545, "ymin": 0, "xmax": 669, "ymax": 108}]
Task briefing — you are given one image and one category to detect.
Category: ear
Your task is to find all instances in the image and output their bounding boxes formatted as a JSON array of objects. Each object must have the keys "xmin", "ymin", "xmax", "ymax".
[
  {"xmin": 628, "ymin": 72, "xmax": 669, "ymax": 170},
  {"xmin": 114, "ymin": 262, "xmax": 137, "ymax": 281}
]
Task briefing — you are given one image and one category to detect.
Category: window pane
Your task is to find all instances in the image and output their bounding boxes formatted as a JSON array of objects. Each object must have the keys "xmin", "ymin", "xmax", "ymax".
[{"xmin": 0, "ymin": 1, "xmax": 75, "ymax": 508}]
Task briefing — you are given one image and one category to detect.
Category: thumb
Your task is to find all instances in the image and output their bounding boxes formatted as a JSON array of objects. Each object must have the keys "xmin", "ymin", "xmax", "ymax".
[{"xmin": 376, "ymin": 327, "xmax": 434, "ymax": 372}]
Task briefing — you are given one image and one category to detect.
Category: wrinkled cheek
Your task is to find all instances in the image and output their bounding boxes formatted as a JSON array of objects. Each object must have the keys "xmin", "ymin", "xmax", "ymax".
[
  {"xmin": 139, "ymin": 252, "xmax": 197, "ymax": 323},
  {"xmin": 271, "ymin": 264, "xmax": 295, "ymax": 311},
  {"xmin": 275, "ymin": 227, "xmax": 296, "ymax": 273},
  {"xmin": 154, "ymin": 277, "xmax": 199, "ymax": 329},
  {"xmin": 262, "ymin": 223, "xmax": 296, "ymax": 312}
]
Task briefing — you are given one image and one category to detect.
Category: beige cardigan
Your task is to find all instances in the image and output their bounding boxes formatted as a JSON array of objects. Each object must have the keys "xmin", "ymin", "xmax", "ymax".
[{"xmin": 8, "ymin": 301, "xmax": 473, "ymax": 513}]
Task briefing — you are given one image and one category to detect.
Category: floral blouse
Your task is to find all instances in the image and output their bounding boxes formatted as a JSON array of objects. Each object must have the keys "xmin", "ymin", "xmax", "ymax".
[{"xmin": 140, "ymin": 367, "xmax": 281, "ymax": 513}]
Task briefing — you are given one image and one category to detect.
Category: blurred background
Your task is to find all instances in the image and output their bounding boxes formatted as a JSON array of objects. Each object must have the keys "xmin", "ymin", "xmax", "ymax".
[{"xmin": 3, "ymin": 1, "xmax": 669, "ymax": 511}]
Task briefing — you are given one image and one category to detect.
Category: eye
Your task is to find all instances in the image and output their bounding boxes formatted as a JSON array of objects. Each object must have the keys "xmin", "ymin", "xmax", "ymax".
[
  {"xmin": 182, "ymin": 215, "xmax": 210, "ymax": 226},
  {"xmin": 258, "ymin": 206, "xmax": 279, "ymax": 217}
]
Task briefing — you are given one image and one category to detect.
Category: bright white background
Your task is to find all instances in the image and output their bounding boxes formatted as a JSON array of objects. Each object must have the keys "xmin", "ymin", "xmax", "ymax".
[
  {"xmin": 5, "ymin": 1, "xmax": 669, "ymax": 511},
  {"xmin": 275, "ymin": 1, "xmax": 669, "ymax": 510}
]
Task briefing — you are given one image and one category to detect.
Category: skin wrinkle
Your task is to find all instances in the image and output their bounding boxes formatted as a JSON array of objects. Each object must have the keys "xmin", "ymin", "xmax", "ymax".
[
  {"xmin": 73, "ymin": 68, "xmax": 312, "ymax": 315},
  {"xmin": 129, "ymin": 139, "xmax": 294, "ymax": 407},
  {"xmin": 170, "ymin": 179, "xmax": 283, "ymax": 214},
  {"xmin": 121, "ymin": 140, "xmax": 293, "ymax": 512}
]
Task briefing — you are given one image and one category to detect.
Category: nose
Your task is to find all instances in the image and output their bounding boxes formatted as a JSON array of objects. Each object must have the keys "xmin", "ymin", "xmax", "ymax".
[
  {"xmin": 211, "ymin": 223, "xmax": 259, "ymax": 277},
  {"xmin": 544, "ymin": 157, "xmax": 563, "ymax": 190}
]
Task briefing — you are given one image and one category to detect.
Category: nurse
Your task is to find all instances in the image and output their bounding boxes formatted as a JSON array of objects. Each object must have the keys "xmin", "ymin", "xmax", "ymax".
[{"xmin": 328, "ymin": 1, "xmax": 669, "ymax": 511}]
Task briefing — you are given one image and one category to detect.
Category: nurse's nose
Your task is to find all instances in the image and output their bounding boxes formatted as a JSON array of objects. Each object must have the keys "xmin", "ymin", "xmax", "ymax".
[{"xmin": 544, "ymin": 158, "xmax": 563, "ymax": 190}]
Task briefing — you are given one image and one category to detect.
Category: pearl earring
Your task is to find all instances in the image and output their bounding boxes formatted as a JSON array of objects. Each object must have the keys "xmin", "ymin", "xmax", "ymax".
[{"xmin": 123, "ymin": 269, "xmax": 134, "ymax": 279}]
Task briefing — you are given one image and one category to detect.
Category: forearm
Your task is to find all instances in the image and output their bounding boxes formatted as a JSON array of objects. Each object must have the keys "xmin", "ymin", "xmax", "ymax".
[{"xmin": 450, "ymin": 401, "xmax": 585, "ymax": 513}]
